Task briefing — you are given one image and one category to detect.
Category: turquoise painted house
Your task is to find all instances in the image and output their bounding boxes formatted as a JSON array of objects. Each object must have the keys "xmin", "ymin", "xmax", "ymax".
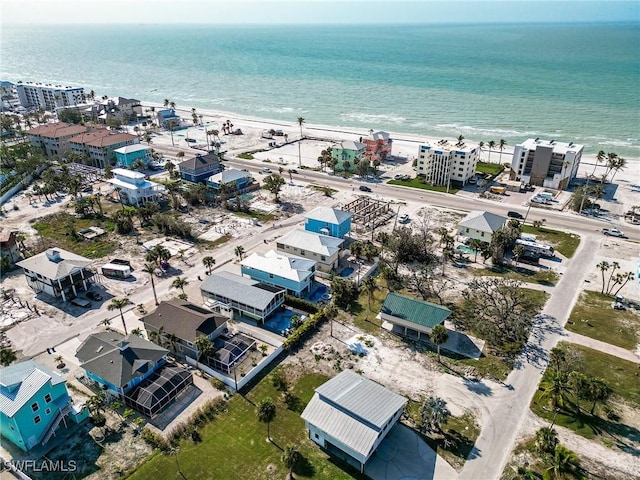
[
  {"xmin": 114, "ymin": 144, "xmax": 152, "ymax": 168},
  {"xmin": 75, "ymin": 332, "xmax": 169, "ymax": 397},
  {"xmin": 304, "ymin": 206, "xmax": 352, "ymax": 239},
  {"xmin": 241, "ymin": 250, "xmax": 316, "ymax": 297},
  {"xmin": 331, "ymin": 140, "xmax": 365, "ymax": 172},
  {"xmin": 0, "ymin": 360, "xmax": 88, "ymax": 452}
]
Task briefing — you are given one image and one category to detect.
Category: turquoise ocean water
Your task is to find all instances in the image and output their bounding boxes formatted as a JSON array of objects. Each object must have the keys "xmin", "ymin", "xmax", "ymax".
[{"xmin": 1, "ymin": 23, "xmax": 638, "ymax": 157}]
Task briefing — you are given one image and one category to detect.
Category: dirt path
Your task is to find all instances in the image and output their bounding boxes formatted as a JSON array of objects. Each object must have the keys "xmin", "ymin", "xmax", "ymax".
[{"xmin": 562, "ymin": 330, "xmax": 640, "ymax": 364}]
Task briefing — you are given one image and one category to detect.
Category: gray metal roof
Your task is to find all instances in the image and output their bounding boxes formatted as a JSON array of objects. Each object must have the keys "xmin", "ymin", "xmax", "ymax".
[
  {"xmin": 458, "ymin": 210, "xmax": 507, "ymax": 234},
  {"xmin": 16, "ymin": 248, "xmax": 92, "ymax": 280},
  {"xmin": 76, "ymin": 332, "xmax": 168, "ymax": 389},
  {"xmin": 140, "ymin": 300, "xmax": 228, "ymax": 343},
  {"xmin": 304, "ymin": 206, "xmax": 352, "ymax": 225},
  {"xmin": 200, "ymin": 271, "xmax": 285, "ymax": 311},
  {"xmin": 381, "ymin": 293, "xmax": 451, "ymax": 329},
  {"xmin": 277, "ymin": 230, "xmax": 343, "ymax": 257},
  {"xmin": 178, "ymin": 152, "xmax": 221, "ymax": 172},
  {"xmin": 301, "ymin": 370, "xmax": 406, "ymax": 459},
  {"xmin": 0, "ymin": 361, "xmax": 66, "ymax": 417}
]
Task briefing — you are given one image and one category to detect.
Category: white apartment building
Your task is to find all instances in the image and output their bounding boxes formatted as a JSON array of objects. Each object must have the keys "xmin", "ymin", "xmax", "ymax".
[
  {"xmin": 416, "ymin": 140, "xmax": 478, "ymax": 187},
  {"xmin": 509, "ymin": 138, "xmax": 583, "ymax": 190},
  {"xmin": 16, "ymin": 82, "xmax": 85, "ymax": 111}
]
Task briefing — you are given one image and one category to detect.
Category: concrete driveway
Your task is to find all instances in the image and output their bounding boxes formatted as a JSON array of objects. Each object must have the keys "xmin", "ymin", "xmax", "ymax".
[{"xmin": 365, "ymin": 424, "xmax": 456, "ymax": 480}]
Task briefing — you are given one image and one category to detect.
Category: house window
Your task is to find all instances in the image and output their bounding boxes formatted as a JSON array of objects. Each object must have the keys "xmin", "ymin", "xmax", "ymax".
[
  {"xmin": 314, "ymin": 433, "xmax": 319, "ymax": 439},
  {"xmin": 269, "ymin": 274, "xmax": 274, "ymax": 279},
  {"xmin": 44, "ymin": 394, "xmax": 52, "ymax": 403},
  {"xmin": 300, "ymin": 250, "xmax": 306, "ymax": 256},
  {"xmin": 321, "ymin": 256, "xmax": 326, "ymax": 261},
  {"xmin": 481, "ymin": 232, "xmax": 485, "ymax": 237},
  {"xmin": 46, "ymin": 408, "xmax": 51, "ymax": 415},
  {"xmin": 34, "ymin": 416, "xmax": 41, "ymax": 425},
  {"xmin": 31, "ymin": 402, "xmax": 39, "ymax": 412}
]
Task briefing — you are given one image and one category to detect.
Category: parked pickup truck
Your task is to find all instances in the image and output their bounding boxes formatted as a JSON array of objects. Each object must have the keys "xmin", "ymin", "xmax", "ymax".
[{"xmin": 602, "ymin": 228, "xmax": 626, "ymax": 238}]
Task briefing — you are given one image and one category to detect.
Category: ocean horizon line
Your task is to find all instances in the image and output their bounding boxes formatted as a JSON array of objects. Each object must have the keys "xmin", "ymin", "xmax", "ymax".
[{"xmin": 3, "ymin": 20, "xmax": 639, "ymax": 27}]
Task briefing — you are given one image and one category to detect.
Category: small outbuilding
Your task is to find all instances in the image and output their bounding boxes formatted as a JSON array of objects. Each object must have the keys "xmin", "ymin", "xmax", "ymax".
[
  {"xmin": 301, "ymin": 370, "xmax": 407, "ymax": 473},
  {"xmin": 380, "ymin": 292, "xmax": 451, "ymax": 339}
]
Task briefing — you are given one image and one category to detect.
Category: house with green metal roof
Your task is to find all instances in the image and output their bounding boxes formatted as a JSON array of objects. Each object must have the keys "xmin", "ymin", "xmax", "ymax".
[{"xmin": 380, "ymin": 293, "xmax": 451, "ymax": 339}]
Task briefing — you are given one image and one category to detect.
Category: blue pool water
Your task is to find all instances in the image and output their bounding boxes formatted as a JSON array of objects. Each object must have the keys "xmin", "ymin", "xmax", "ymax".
[
  {"xmin": 456, "ymin": 245, "xmax": 478, "ymax": 255},
  {"xmin": 340, "ymin": 267, "xmax": 354, "ymax": 277},
  {"xmin": 307, "ymin": 284, "xmax": 330, "ymax": 303},
  {"xmin": 263, "ymin": 309, "xmax": 306, "ymax": 335}
]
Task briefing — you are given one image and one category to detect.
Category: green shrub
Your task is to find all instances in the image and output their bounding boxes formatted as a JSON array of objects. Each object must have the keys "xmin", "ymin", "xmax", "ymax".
[
  {"xmin": 271, "ymin": 371, "xmax": 288, "ymax": 391},
  {"xmin": 282, "ymin": 312, "xmax": 326, "ymax": 350},
  {"xmin": 141, "ymin": 427, "xmax": 169, "ymax": 452},
  {"xmin": 210, "ymin": 378, "xmax": 227, "ymax": 391},
  {"xmin": 284, "ymin": 295, "xmax": 319, "ymax": 314}
]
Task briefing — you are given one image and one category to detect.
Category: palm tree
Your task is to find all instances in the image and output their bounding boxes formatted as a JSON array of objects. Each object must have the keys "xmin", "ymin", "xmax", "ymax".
[
  {"xmin": 0, "ymin": 347, "xmax": 17, "ymax": 366},
  {"xmin": 296, "ymin": 117, "xmax": 305, "ymax": 167},
  {"xmin": 596, "ymin": 261, "xmax": 610, "ymax": 294},
  {"xmin": 591, "ymin": 150, "xmax": 606, "ymax": 178},
  {"xmin": 469, "ymin": 238, "xmax": 484, "ymax": 263},
  {"xmin": 609, "ymin": 156, "xmax": 626, "ymax": 184},
  {"xmin": 171, "ymin": 276, "xmax": 189, "ymax": 295},
  {"xmin": 167, "ymin": 119, "xmax": 178, "ymax": 147},
  {"xmin": 498, "ymin": 139, "xmax": 507, "ymax": 163},
  {"xmin": 99, "ymin": 318, "xmax": 112, "ymax": 329},
  {"xmin": 131, "ymin": 327, "xmax": 144, "ymax": 337},
  {"xmin": 324, "ymin": 303, "xmax": 338, "ymax": 337},
  {"xmin": 257, "ymin": 397, "xmax": 277, "ymax": 442},
  {"xmin": 164, "ymin": 99, "xmax": 170, "ymax": 108},
  {"xmin": 487, "ymin": 140, "xmax": 496, "ymax": 163},
  {"xmin": 534, "ymin": 426, "xmax": 558, "ymax": 456},
  {"xmin": 142, "ymin": 263, "xmax": 158, "ymax": 305},
  {"xmin": 430, "ymin": 324, "xmax": 448, "ymax": 362},
  {"xmin": 419, "ymin": 396, "xmax": 451, "ymax": 433},
  {"xmin": 194, "ymin": 335, "xmax": 214, "ymax": 363},
  {"xmin": 108, "ymin": 298, "xmax": 133, "ymax": 335},
  {"xmin": 512, "ymin": 244, "xmax": 526, "ymax": 266},
  {"xmin": 234, "ymin": 245, "xmax": 245, "ymax": 261},
  {"xmin": 281, "ymin": 444, "xmax": 300, "ymax": 479},
  {"xmin": 540, "ymin": 369, "xmax": 572, "ymax": 410},
  {"xmin": 362, "ymin": 276, "xmax": 377, "ymax": 312},
  {"xmin": 477, "ymin": 141, "xmax": 485, "ymax": 161},
  {"xmin": 202, "ymin": 256, "xmax": 216, "ymax": 275},
  {"xmin": 543, "ymin": 444, "xmax": 580, "ymax": 480},
  {"xmin": 586, "ymin": 377, "xmax": 612, "ymax": 415}
]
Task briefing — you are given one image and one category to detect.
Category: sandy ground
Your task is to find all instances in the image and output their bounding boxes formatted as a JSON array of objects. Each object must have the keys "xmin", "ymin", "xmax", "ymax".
[{"xmin": 504, "ymin": 410, "xmax": 640, "ymax": 480}]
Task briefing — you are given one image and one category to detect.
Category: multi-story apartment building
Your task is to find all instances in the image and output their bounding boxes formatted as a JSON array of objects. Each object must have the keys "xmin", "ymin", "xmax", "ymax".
[
  {"xmin": 16, "ymin": 82, "xmax": 85, "ymax": 111},
  {"xmin": 509, "ymin": 138, "xmax": 583, "ymax": 190},
  {"xmin": 27, "ymin": 122, "xmax": 89, "ymax": 157},
  {"xmin": 416, "ymin": 140, "xmax": 478, "ymax": 187},
  {"xmin": 69, "ymin": 130, "xmax": 138, "ymax": 168}
]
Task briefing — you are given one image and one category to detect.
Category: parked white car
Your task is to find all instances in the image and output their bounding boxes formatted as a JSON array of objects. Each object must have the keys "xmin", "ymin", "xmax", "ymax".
[{"xmin": 602, "ymin": 228, "xmax": 626, "ymax": 238}]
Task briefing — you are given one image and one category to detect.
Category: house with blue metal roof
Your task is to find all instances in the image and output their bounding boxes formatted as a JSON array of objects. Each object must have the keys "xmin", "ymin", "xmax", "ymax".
[{"xmin": 0, "ymin": 360, "xmax": 87, "ymax": 452}]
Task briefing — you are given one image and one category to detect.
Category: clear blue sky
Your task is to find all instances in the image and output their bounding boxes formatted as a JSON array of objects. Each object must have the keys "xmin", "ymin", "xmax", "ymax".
[{"xmin": 2, "ymin": 0, "xmax": 638, "ymax": 25}]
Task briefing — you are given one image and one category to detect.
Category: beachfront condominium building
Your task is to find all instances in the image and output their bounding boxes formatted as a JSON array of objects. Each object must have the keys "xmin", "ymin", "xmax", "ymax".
[
  {"xmin": 16, "ymin": 82, "xmax": 85, "ymax": 111},
  {"xmin": 27, "ymin": 122, "xmax": 89, "ymax": 157},
  {"xmin": 69, "ymin": 130, "xmax": 139, "ymax": 168},
  {"xmin": 416, "ymin": 140, "xmax": 479, "ymax": 187},
  {"xmin": 509, "ymin": 138, "xmax": 583, "ymax": 190}
]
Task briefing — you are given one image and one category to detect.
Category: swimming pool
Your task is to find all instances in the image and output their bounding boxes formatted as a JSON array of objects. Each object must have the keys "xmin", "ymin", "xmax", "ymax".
[
  {"xmin": 263, "ymin": 309, "xmax": 306, "ymax": 336},
  {"xmin": 307, "ymin": 284, "xmax": 331, "ymax": 303},
  {"xmin": 340, "ymin": 267, "xmax": 354, "ymax": 277},
  {"xmin": 456, "ymin": 245, "xmax": 478, "ymax": 255}
]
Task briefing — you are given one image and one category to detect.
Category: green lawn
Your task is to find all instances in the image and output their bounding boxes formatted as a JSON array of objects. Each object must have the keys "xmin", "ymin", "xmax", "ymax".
[
  {"xmin": 473, "ymin": 266, "xmax": 559, "ymax": 286},
  {"xmin": 475, "ymin": 162, "xmax": 505, "ymax": 176},
  {"xmin": 388, "ymin": 178, "xmax": 460, "ymax": 194},
  {"xmin": 566, "ymin": 290, "xmax": 640, "ymax": 350},
  {"xmin": 405, "ymin": 401, "xmax": 480, "ymax": 470},
  {"xmin": 232, "ymin": 210, "xmax": 276, "ymax": 223},
  {"xmin": 128, "ymin": 369, "xmax": 365, "ymax": 480},
  {"xmin": 521, "ymin": 225, "xmax": 580, "ymax": 258},
  {"xmin": 32, "ymin": 212, "xmax": 118, "ymax": 259},
  {"xmin": 531, "ymin": 343, "xmax": 640, "ymax": 443}
]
